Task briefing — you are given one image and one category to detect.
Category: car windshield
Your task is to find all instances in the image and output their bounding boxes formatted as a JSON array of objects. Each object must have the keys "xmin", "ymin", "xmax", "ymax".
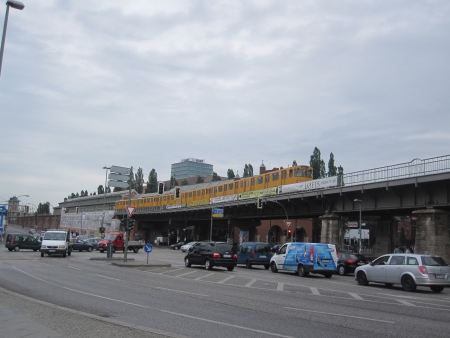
[
  {"xmin": 104, "ymin": 234, "xmax": 116, "ymax": 240},
  {"xmin": 421, "ymin": 256, "xmax": 448, "ymax": 266},
  {"xmin": 44, "ymin": 233, "xmax": 66, "ymax": 240},
  {"xmin": 215, "ymin": 243, "xmax": 236, "ymax": 253}
]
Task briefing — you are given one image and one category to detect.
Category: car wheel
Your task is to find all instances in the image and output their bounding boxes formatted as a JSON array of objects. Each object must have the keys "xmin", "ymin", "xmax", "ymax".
[
  {"xmin": 357, "ymin": 271, "xmax": 369, "ymax": 286},
  {"xmin": 401, "ymin": 275, "xmax": 416, "ymax": 292},
  {"xmin": 88, "ymin": 247, "xmax": 93, "ymax": 252},
  {"xmin": 338, "ymin": 265, "xmax": 347, "ymax": 276},
  {"xmin": 133, "ymin": 248, "xmax": 139, "ymax": 253},
  {"xmin": 185, "ymin": 257, "xmax": 191, "ymax": 267},
  {"xmin": 79, "ymin": 250, "xmax": 83, "ymax": 252},
  {"xmin": 99, "ymin": 250, "xmax": 104, "ymax": 253},
  {"xmin": 227, "ymin": 266, "xmax": 234, "ymax": 271},
  {"xmin": 33, "ymin": 249, "xmax": 38, "ymax": 252},
  {"xmin": 176, "ymin": 247, "xmax": 180, "ymax": 250},
  {"xmin": 205, "ymin": 259, "xmax": 213, "ymax": 270},
  {"xmin": 324, "ymin": 273, "xmax": 332, "ymax": 278},
  {"xmin": 298, "ymin": 265, "xmax": 307, "ymax": 277},
  {"xmin": 14, "ymin": 246, "xmax": 20, "ymax": 252},
  {"xmin": 264, "ymin": 264, "xmax": 270, "ymax": 270},
  {"xmin": 245, "ymin": 260, "xmax": 252, "ymax": 269},
  {"xmin": 385, "ymin": 283, "xmax": 394, "ymax": 287},
  {"xmin": 63, "ymin": 249, "xmax": 67, "ymax": 257},
  {"xmin": 430, "ymin": 286, "xmax": 444, "ymax": 293},
  {"xmin": 41, "ymin": 252, "xmax": 44, "ymax": 257},
  {"xmin": 270, "ymin": 262, "xmax": 278, "ymax": 273},
  {"xmin": 8, "ymin": 248, "xmax": 13, "ymax": 251}
]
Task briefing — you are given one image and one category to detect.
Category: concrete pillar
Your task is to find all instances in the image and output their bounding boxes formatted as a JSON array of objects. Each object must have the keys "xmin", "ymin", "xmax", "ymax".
[
  {"xmin": 374, "ymin": 218, "xmax": 392, "ymax": 257},
  {"xmin": 412, "ymin": 208, "xmax": 450, "ymax": 263},
  {"xmin": 320, "ymin": 213, "xmax": 339, "ymax": 246}
]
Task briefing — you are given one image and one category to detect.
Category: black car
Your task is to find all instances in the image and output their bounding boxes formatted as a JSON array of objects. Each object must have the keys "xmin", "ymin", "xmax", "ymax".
[
  {"xmin": 184, "ymin": 242, "xmax": 237, "ymax": 271},
  {"xmin": 170, "ymin": 241, "xmax": 185, "ymax": 250},
  {"xmin": 5, "ymin": 234, "xmax": 41, "ymax": 252},
  {"xmin": 337, "ymin": 252, "xmax": 368, "ymax": 275},
  {"xmin": 72, "ymin": 239, "xmax": 94, "ymax": 252}
]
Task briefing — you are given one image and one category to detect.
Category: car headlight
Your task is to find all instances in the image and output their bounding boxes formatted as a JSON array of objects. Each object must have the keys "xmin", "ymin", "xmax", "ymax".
[
  {"xmin": 58, "ymin": 246, "xmax": 66, "ymax": 250},
  {"xmin": 41, "ymin": 245, "xmax": 47, "ymax": 249}
]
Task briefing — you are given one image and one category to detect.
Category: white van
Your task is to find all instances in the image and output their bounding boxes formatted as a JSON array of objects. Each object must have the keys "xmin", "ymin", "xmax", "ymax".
[
  {"xmin": 270, "ymin": 242, "xmax": 338, "ymax": 278},
  {"xmin": 40, "ymin": 230, "xmax": 73, "ymax": 257}
]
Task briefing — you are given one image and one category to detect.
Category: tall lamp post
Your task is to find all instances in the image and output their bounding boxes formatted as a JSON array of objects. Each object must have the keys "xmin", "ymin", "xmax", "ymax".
[
  {"xmin": 100, "ymin": 166, "xmax": 110, "ymax": 235},
  {"xmin": 0, "ymin": 1, "xmax": 25, "ymax": 78},
  {"xmin": 354, "ymin": 199, "xmax": 362, "ymax": 254}
]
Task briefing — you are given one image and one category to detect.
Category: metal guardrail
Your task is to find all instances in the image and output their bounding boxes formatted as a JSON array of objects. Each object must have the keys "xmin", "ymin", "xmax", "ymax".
[{"xmin": 342, "ymin": 154, "xmax": 450, "ymax": 187}]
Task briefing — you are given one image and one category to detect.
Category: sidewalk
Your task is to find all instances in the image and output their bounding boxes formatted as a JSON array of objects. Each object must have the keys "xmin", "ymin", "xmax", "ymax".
[{"xmin": 0, "ymin": 287, "xmax": 185, "ymax": 338}]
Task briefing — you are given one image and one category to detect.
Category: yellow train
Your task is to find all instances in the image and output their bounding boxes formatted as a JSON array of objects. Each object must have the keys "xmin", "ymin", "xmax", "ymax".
[{"xmin": 115, "ymin": 164, "xmax": 313, "ymax": 212}]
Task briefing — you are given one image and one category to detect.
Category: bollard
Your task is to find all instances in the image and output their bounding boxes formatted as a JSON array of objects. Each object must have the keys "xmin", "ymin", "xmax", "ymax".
[{"xmin": 107, "ymin": 241, "xmax": 113, "ymax": 258}]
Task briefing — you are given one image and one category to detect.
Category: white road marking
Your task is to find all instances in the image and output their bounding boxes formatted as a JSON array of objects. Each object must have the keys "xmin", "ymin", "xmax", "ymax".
[
  {"xmin": 277, "ymin": 283, "xmax": 284, "ymax": 291},
  {"xmin": 195, "ymin": 273, "xmax": 215, "ymax": 280},
  {"xmin": 349, "ymin": 292, "xmax": 364, "ymax": 300},
  {"xmin": 95, "ymin": 274, "xmax": 122, "ymax": 281},
  {"xmin": 68, "ymin": 266, "xmax": 82, "ymax": 271},
  {"xmin": 310, "ymin": 287, "xmax": 320, "ymax": 295},
  {"xmin": 395, "ymin": 299, "xmax": 416, "ymax": 306},
  {"xmin": 175, "ymin": 270, "xmax": 199, "ymax": 277},
  {"xmin": 217, "ymin": 275, "xmax": 235, "ymax": 284},
  {"xmin": 285, "ymin": 306, "xmax": 395, "ymax": 323},
  {"xmin": 245, "ymin": 279, "xmax": 257, "ymax": 287}
]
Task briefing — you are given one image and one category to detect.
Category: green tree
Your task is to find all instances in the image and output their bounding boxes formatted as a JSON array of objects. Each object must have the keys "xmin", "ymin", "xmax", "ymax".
[
  {"xmin": 227, "ymin": 169, "xmax": 235, "ymax": 179},
  {"xmin": 212, "ymin": 172, "xmax": 221, "ymax": 181},
  {"xmin": 37, "ymin": 202, "xmax": 50, "ymax": 214},
  {"xmin": 327, "ymin": 152, "xmax": 337, "ymax": 177},
  {"xmin": 196, "ymin": 176, "xmax": 204, "ymax": 183},
  {"xmin": 292, "ymin": 160, "xmax": 297, "ymax": 166},
  {"xmin": 97, "ymin": 185, "xmax": 104, "ymax": 195},
  {"xmin": 181, "ymin": 179, "xmax": 189, "ymax": 186},
  {"xmin": 134, "ymin": 167, "xmax": 144, "ymax": 194},
  {"xmin": 337, "ymin": 165, "xmax": 345, "ymax": 186},
  {"xmin": 310, "ymin": 147, "xmax": 326, "ymax": 179},
  {"xmin": 71, "ymin": 193, "xmax": 76, "ymax": 199},
  {"xmin": 243, "ymin": 164, "xmax": 254, "ymax": 177},
  {"xmin": 146, "ymin": 169, "xmax": 158, "ymax": 193}
]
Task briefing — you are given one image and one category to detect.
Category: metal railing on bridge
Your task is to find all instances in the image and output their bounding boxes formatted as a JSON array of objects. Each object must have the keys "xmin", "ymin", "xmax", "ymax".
[{"xmin": 342, "ymin": 154, "xmax": 450, "ymax": 187}]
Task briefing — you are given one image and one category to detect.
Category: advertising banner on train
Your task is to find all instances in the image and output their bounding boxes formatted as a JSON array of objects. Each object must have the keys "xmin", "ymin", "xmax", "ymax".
[
  {"xmin": 210, "ymin": 194, "xmax": 238, "ymax": 204},
  {"xmin": 278, "ymin": 176, "xmax": 338, "ymax": 194},
  {"xmin": 238, "ymin": 187, "xmax": 277, "ymax": 200}
]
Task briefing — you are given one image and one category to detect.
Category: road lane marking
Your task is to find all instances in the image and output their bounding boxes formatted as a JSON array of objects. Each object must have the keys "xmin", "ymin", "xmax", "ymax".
[
  {"xmin": 349, "ymin": 292, "xmax": 364, "ymax": 300},
  {"xmin": 95, "ymin": 274, "xmax": 122, "ymax": 281},
  {"xmin": 245, "ymin": 279, "xmax": 257, "ymax": 287},
  {"xmin": 217, "ymin": 276, "xmax": 235, "ymax": 284},
  {"xmin": 395, "ymin": 299, "xmax": 416, "ymax": 306},
  {"xmin": 175, "ymin": 270, "xmax": 199, "ymax": 277},
  {"xmin": 310, "ymin": 287, "xmax": 320, "ymax": 295},
  {"xmin": 277, "ymin": 283, "xmax": 284, "ymax": 291},
  {"xmin": 12, "ymin": 267, "xmax": 293, "ymax": 338},
  {"xmin": 195, "ymin": 273, "xmax": 215, "ymax": 280},
  {"xmin": 68, "ymin": 266, "xmax": 82, "ymax": 271},
  {"xmin": 284, "ymin": 307, "xmax": 395, "ymax": 323},
  {"xmin": 160, "ymin": 268, "xmax": 185, "ymax": 274}
]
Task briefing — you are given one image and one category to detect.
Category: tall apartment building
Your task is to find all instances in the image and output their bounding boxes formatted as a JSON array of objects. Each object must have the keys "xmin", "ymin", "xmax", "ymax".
[{"xmin": 171, "ymin": 158, "xmax": 213, "ymax": 180}]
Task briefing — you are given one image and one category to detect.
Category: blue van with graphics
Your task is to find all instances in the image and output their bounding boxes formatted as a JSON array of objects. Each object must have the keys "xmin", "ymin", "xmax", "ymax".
[
  {"xmin": 270, "ymin": 242, "xmax": 338, "ymax": 278},
  {"xmin": 237, "ymin": 242, "xmax": 271, "ymax": 269}
]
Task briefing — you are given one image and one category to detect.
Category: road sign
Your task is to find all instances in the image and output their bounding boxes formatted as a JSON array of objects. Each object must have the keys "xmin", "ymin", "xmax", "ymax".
[
  {"xmin": 126, "ymin": 206, "xmax": 136, "ymax": 217},
  {"xmin": 110, "ymin": 165, "xmax": 130, "ymax": 175},
  {"xmin": 109, "ymin": 165, "xmax": 131, "ymax": 189},
  {"xmin": 212, "ymin": 208, "xmax": 224, "ymax": 218},
  {"xmin": 108, "ymin": 180, "xmax": 129, "ymax": 188},
  {"xmin": 144, "ymin": 243, "xmax": 153, "ymax": 253},
  {"xmin": 284, "ymin": 220, "xmax": 292, "ymax": 228}
]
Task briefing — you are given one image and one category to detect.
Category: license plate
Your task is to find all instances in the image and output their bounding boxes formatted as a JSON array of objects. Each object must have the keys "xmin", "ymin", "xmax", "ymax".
[
  {"xmin": 260, "ymin": 255, "xmax": 266, "ymax": 258},
  {"xmin": 435, "ymin": 274, "xmax": 445, "ymax": 279},
  {"xmin": 223, "ymin": 254, "xmax": 231, "ymax": 258},
  {"xmin": 322, "ymin": 259, "xmax": 330, "ymax": 263},
  {"xmin": 49, "ymin": 250, "xmax": 55, "ymax": 252}
]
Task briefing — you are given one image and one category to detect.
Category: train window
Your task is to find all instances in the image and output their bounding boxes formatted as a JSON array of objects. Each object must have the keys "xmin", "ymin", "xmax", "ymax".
[
  {"xmin": 251, "ymin": 178, "xmax": 255, "ymax": 186},
  {"xmin": 281, "ymin": 171, "xmax": 286, "ymax": 179},
  {"xmin": 257, "ymin": 177, "xmax": 263, "ymax": 184},
  {"xmin": 163, "ymin": 196, "xmax": 167, "ymax": 201},
  {"xmin": 240, "ymin": 181, "xmax": 243, "ymax": 188},
  {"xmin": 234, "ymin": 182, "xmax": 238, "ymax": 189},
  {"xmin": 155, "ymin": 198, "xmax": 159, "ymax": 202},
  {"xmin": 246, "ymin": 180, "xmax": 250, "ymax": 187},
  {"xmin": 202, "ymin": 189, "xmax": 205, "ymax": 195},
  {"xmin": 289, "ymin": 169, "xmax": 293, "ymax": 177},
  {"xmin": 197, "ymin": 190, "xmax": 200, "ymax": 196},
  {"xmin": 224, "ymin": 185, "xmax": 227, "ymax": 191},
  {"xmin": 218, "ymin": 186, "xmax": 222, "ymax": 192},
  {"xmin": 189, "ymin": 192, "xmax": 192, "ymax": 197},
  {"xmin": 171, "ymin": 195, "xmax": 174, "ymax": 200},
  {"xmin": 265, "ymin": 174, "xmax": 270, "ymax": 182},
  {"xmin": 214, "ymin": 187, "xmax": 217, "ymax": 193},
  {"xmin": 294, "ymin": 169, "xmax": 303, "ymax": 177},
  {"xmin": 272, "ymin": 172, "xmax": 279, "ymax": 181},
  {"xmin": 229, "ymin": 183, "xmax": 233, "ymax": 190}
]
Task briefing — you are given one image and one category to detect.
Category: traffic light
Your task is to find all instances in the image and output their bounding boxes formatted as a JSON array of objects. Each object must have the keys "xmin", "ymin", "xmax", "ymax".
[
  {"xmin": 158, "ymin": 182, "xmax": 164, "ymax": 195},
  {"xmin": 99, "ymin": 226, "xmax": 105, "ymax": 233},
  {"xmin": 175, "ymin": 186, "xmax": 180, "ymax": 199},
  {"xmin": 287, "ymin": 229, "xmax": 292, "ymax": 238},
  {"xmin": 120, "ymin": 218, "xmax": 126, "ymax": 231},
  {"xmin": 257, "ymin": 197, "xmax": 263, "ymax": 209},
  {"xmin": 128, "ymin": 218, "xmax": 135, "ymax": 232}
]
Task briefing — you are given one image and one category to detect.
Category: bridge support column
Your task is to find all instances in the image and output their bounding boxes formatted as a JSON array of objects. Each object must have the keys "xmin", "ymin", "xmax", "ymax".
[
  {"xmin": 412, "ymin": 208, "xmax": 450, "ymax": 263},
  {"xmin": 320, "ymin": 213, "xmax": 339, "ymax": 246},
  {"xmin": 374, "ymin": 218, "xmax": 393, "ymax": 257}
]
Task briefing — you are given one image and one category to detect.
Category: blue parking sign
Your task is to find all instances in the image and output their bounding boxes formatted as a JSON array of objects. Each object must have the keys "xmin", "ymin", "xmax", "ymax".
[{"xmin": 144, "ymin": 243, "xmax": 153, "ymax": 253}]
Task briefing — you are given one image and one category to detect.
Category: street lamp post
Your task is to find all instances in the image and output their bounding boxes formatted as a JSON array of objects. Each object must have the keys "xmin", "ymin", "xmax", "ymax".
[
  {"xmin": 354, "ymin": 199, "xmax": 362, "ymax": 254},
  {"xmin": 0, "ymin": 1, "xmax": 25, "ymax": 78},
  {"xmin": 100, "ymin": 166, "xmax": 110, "ymax": 234}
]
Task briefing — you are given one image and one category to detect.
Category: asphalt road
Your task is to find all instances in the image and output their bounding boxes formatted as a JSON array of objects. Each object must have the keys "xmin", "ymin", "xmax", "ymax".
[{"xmin": 1, "ymin": 226, "xmax": 450, "ymax": 338}]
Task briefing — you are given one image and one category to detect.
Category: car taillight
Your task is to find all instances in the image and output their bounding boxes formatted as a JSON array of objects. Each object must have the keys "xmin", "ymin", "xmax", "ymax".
[
  {"xmin": 251, "ymin": 250, "xmax": 254, "ymax": 259},
  {"xmin": 212, "ymin": 253, "xmax": 221, "ymax": 258},
  {"xmin": 233, "ymin": 254, "xmax": 238, "ymax": 259},
  {"xmin": 310, "ymin": 245, "xmax": 314, "ymax": 263},
  {"xmin": 10, "ymin": 238, "xmax": 14, "ymax": 244},
  {"xmin": 418, "ymin": 266, "xmax": 428, "ymax": 274},
  {"xmin": 347, "ymin": 259, "xmax": 356, "ymax": 264}
]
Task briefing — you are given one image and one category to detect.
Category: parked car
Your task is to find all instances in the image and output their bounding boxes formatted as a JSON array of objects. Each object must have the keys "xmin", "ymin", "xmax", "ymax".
[
  {"xmin": 355, "ymin": 253, "xmax": 450, "ymax": 292},
  {"xmin": 5, "ymin": 233, "xmax": 41, "ymax": 252},
  {"xmin": 184, "ymin": 242, "xmax": 238, "ymax": 271},
  {"xmin": 87, "ymin": 238, "xmax": 102, "ymax": 250},
  {"xmin": 181, "ymin": 241, "xmax": 199, "ymax": 252},
  {"xmin": 170, "ymin": 241, "xmax": 185, "ymax": 250},
  {"xmin": 72, "ymin": 238, "xmax": 94, "ymax": 252},
  {"xmin": 337, "ymin": 252, "xmax": 368, "ymax": 276},
  {"xmin": 237, "ymin": 242, "xmax": 271, "ymax": 269}
]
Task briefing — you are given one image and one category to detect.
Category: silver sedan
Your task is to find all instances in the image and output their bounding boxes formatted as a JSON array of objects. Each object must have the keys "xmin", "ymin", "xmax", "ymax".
[{"xmin": 354, "ymin": 253, "xmax": 450, "ymax": 292}]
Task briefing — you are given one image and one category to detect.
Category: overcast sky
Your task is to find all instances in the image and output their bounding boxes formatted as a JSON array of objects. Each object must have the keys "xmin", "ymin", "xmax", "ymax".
[{"xmin": 1, "ymin": 0, "xmax": 449, "ymax": 211}]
